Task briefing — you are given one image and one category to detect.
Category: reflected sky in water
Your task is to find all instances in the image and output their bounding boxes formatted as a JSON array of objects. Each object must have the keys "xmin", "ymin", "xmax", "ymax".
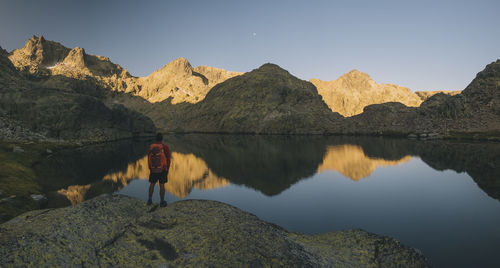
[{"xmin": 38, "ymin": 135, "xmax": 500, "ymax": 268}]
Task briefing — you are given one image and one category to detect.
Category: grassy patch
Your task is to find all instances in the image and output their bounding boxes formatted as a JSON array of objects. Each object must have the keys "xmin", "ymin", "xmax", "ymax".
[
  {"xmin": 0, "ymin": 143, "xmax": 41, "ymax": 195},
  {"xmin": 448, "ymin": 131, "xmax": 500, "ymax": 141},
  {"xmin": 0, "ymin": 142, "xmax": 71, "ymax": 223}
]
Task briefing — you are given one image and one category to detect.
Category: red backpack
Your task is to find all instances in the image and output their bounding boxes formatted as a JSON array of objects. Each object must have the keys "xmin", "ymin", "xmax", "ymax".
[{"xmin": 148, "ymin": 143, "xmax": 167, "ymax": 173}]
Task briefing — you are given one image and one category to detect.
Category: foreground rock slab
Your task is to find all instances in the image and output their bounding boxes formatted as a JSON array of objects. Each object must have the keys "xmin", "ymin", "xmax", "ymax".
[{"xmin": 0, "ymin": 194, "xmax": 428, "ymax": 267}]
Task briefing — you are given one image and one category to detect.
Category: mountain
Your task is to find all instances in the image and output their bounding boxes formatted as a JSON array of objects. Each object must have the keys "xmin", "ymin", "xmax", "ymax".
[
  {"xmin": 3, "ymin": 36, "xmax": 499, "ymax": 140},
  {"xmin": 8, "ymin": 36, "xmax": 139, "ymax": 95},
  {"xmin": 341, "ymin": 60, "xmax": 500, "ymax": 139},
  {"xmin": 137, "ymin": 57, "xmax": 242, "ymax": 103},
  {"xmin": 310, "ymin": 70, "xmax": 422, "ymax": 116},
  {"xmin": 161, "ymin": 63, "xmax": 342, "ymax": 134},
  {"xmin": 311, "ymin": 70, "xmax": 461, "ymax": 117},
  {"xmin": 3, "ymin": 36, "xmax": 244, "ymax": 141},
  {"xmin": 1, "ymin": 38, "xmax": 155, "ymax": 143},
  {"xmin": 9, "ymin": 36, "xmax": 242, "ymax": 105},
  {"xmin": 9, "ymin": 36, "xmax": 133, "ymax": 81},
  {"xmin": 418, "ymin": 59, "xmax": 500, "ymax": 136},
  {"xmin": 8, "ymin": 35, "xmax": 70, "ymax": 75}
]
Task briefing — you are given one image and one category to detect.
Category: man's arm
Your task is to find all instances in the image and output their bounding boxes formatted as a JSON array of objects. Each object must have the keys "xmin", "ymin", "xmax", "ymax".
[{"xmin": 147, "ymin": 145, "xmax": 152, "ymax": 169}]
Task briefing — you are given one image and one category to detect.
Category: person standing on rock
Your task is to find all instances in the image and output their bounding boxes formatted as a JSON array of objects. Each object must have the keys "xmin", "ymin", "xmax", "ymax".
[{"xmin": 147, "ymin": 133, "xmax": 171, "ymax": 207}]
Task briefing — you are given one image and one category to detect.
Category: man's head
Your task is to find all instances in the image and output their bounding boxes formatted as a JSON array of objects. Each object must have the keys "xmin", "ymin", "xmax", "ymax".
[{"xmin": 156, "ymin": 133, "xmax": 163, "ymax": 142}]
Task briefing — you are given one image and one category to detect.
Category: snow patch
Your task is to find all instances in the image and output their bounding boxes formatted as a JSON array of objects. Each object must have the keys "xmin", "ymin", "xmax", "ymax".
[{"xmin": 46, "ymin": 62, "xmax": 61, "ymax": 69}]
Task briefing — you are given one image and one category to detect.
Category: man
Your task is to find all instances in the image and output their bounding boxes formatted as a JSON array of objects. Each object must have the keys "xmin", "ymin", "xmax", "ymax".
[{"xmin": 147, "ymin": 133, "xmax": 171, "ymax": 207}]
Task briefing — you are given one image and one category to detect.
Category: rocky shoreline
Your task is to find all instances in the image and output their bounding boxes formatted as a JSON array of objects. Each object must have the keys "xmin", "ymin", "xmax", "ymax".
[{"xmin": 0, "ymin": 194, "xmax": 429, "ymax": 267}]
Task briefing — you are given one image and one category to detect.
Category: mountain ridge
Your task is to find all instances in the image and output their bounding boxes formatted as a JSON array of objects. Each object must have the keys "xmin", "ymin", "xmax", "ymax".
[
  {"xmin": 310, "ymin": 69, "xmax": 458, "ymax": 117},
  {"xmin": 0, "ymin": 41, "xmax": 155, "ymax": 143},
  {"xmin": 9, "ymin": 36, "xmax": 456, "ymax": 110},
  {"xmin": 156, "ymin": 63, "xmax": 341, "ymax": 134},
  {"xmin": 3, "ymin": 36, "xmax": 499, "ymax": 140},
  {"xmin": 8, "ymin": 36, "xmax": 243, "ymax": 104}
]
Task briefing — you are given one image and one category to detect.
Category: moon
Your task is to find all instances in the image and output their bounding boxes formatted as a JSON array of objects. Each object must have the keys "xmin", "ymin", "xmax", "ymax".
[{"xmin": 252, "ymin": 32, "xmax": 257, "ymax": 37}]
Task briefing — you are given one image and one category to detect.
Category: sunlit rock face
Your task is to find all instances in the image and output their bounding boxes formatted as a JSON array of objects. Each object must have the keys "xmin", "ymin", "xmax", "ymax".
[
  {"xmin": 8, "ymin": 36, "xmax": 241, "ymax": 104},
  {"xmin": 310, "ymin": 70, "xmax": 422, "ymax": 117},
  {"xmin": 138, "ymin": 58, "xmax": 242, "ymax": 103},
  {"xmin": 8, "ymin": 35, "xmax": 70, "ymax": 75},
  {"xmin": 311, "ymin": 70, "xmax": 460, "ymax": 117},
  {"xmin": 317, "ymin": 145, "xmax": 411, "ymax": 180}
]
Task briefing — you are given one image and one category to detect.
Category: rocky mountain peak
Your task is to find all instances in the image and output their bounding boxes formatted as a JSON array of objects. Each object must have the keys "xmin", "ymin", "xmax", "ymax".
[
  {"xmin": 62, "ymin": 47, "xmax": 87, "ymax": 69},
  {"xmin": 335, "ymin": 69, "xmax": 377, "ymax": 94},
  {"xmin": 0, "ymin": 46, "xmax": 8, "ymax": 57},
  {"xmin": 167, "ymin": 62, "xmax": 339, "ymax": 134},
  {"xmin": 24, "ymin": 35, "xmax": 44, "ymax": 50},
  {"xmin": 30, "ymin": 35, "xmax": 44, "ymax": 42},
  {"xmin": 340, "ymin": 69, "xmax": 373, "ymax": 82},
  {"xmin": 9, "ymin": 36, "xmax": 70, "ymax": 74},
  {"xmin": 310, "ymin": 69, "xmax": 422, "ymax": 117},
  {"xmin": 255, "ymin": 63, "xmax": 289, "ymax": 74},
  {"xmin": 463, "ymin": 59, "xmax": 500, "ymax": 97},
  {"xmin": 158, "ymin": 57, "xmax": 193, "ymax": 75},
  {"xmin": 458, "ymin": 59, "xmax": 500, "ymax": 115}
]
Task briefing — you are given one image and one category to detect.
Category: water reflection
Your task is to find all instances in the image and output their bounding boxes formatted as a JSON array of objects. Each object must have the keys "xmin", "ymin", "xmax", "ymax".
[
  {"xmin": 34, "ymin": 135, "xmax": 500, "ymax": 206},
  {"xmin": 102, "ymin": 152, "xmax": 228, "ymax": 198},
  {"xmin": 166, "ymin": 135, "xmax": 327, "ymax": 196},
  {"xmin": 57, "ymin": 184, "xmax": 91, "ymax": 205},
  {"xmin": 34, "ymin": 139, "xmax": 150, "ymax": 207},
  {"xmin": 317, "ymin": 145, "xmax": 411, "ymax": 180},
  {"xmin": 164, "ymin": 152, "xmax": 228, "ymax": 198},
  {"xmin": 54, "ymin": 151, "xmax": 229, "ymax": 203}
]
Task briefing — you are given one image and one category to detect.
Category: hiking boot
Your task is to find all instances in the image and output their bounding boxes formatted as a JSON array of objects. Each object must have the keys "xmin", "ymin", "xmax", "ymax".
[
  {"xmin": 147, "ymin": 199, "xmax": 152, "ymax": 205},
  {"xmin": 160, "ymin": 200, "xmax": 167, "ymax": 207}
]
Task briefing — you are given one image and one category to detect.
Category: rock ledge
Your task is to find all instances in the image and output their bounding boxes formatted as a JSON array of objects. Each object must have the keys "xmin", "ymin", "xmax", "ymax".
[{"xmin": 0, "ymin": 194, "xmax": 428, "ymax": 267}]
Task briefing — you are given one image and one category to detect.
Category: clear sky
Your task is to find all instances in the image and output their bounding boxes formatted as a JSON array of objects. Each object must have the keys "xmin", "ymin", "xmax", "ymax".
[{"xmin": 0, "ymin": 0, "xmax": 499, "ymax": 91}]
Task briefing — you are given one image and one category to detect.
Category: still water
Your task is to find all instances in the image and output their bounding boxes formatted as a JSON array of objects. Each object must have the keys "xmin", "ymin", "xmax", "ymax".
[{"xmin": 35, "ymin": 135, "xmax": 500, "ymax": 268}]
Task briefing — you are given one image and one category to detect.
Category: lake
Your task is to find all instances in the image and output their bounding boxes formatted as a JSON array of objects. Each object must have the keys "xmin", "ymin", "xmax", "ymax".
[{"xmin": 35, "ymin": 134, "xmax": 500, "ymax": 268}]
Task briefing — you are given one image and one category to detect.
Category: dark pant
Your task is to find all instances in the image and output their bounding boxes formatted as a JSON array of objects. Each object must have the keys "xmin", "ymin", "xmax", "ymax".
[{"xmin": 149, "ymin": 170, "xmax": 168, "ymax": 184}]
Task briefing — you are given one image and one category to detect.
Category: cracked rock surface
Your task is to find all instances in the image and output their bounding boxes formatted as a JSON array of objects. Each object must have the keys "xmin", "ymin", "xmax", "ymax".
[{"xmin": 0, "ymin": 194, "xmax": 428, "ymax": 267}]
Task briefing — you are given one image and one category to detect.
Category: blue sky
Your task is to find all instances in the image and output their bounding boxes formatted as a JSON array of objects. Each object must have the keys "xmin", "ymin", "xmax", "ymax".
[{"xmin": 0, "ymin": 0, "xmax": 499, "ymax": 91}]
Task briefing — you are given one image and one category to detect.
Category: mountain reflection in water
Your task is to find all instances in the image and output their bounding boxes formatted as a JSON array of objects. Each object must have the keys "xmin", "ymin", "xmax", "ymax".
[
  {"xmin": 35, "ymin": 135, "xmax": 500, "ymax": 206},
  {"xmin": 317, "ymin": 145, "xmax": 411, "ymax": 180},
  {"xmin": 99, "ymin": 143, "xmax": 411, "ymax": 201},
  {"xmin": 56, "ymin": 152, "xmax": 229, "ymax": 204},
  {"xmin": 102, "ymin": 152, "xmax": 228, "ymax": 198}
]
